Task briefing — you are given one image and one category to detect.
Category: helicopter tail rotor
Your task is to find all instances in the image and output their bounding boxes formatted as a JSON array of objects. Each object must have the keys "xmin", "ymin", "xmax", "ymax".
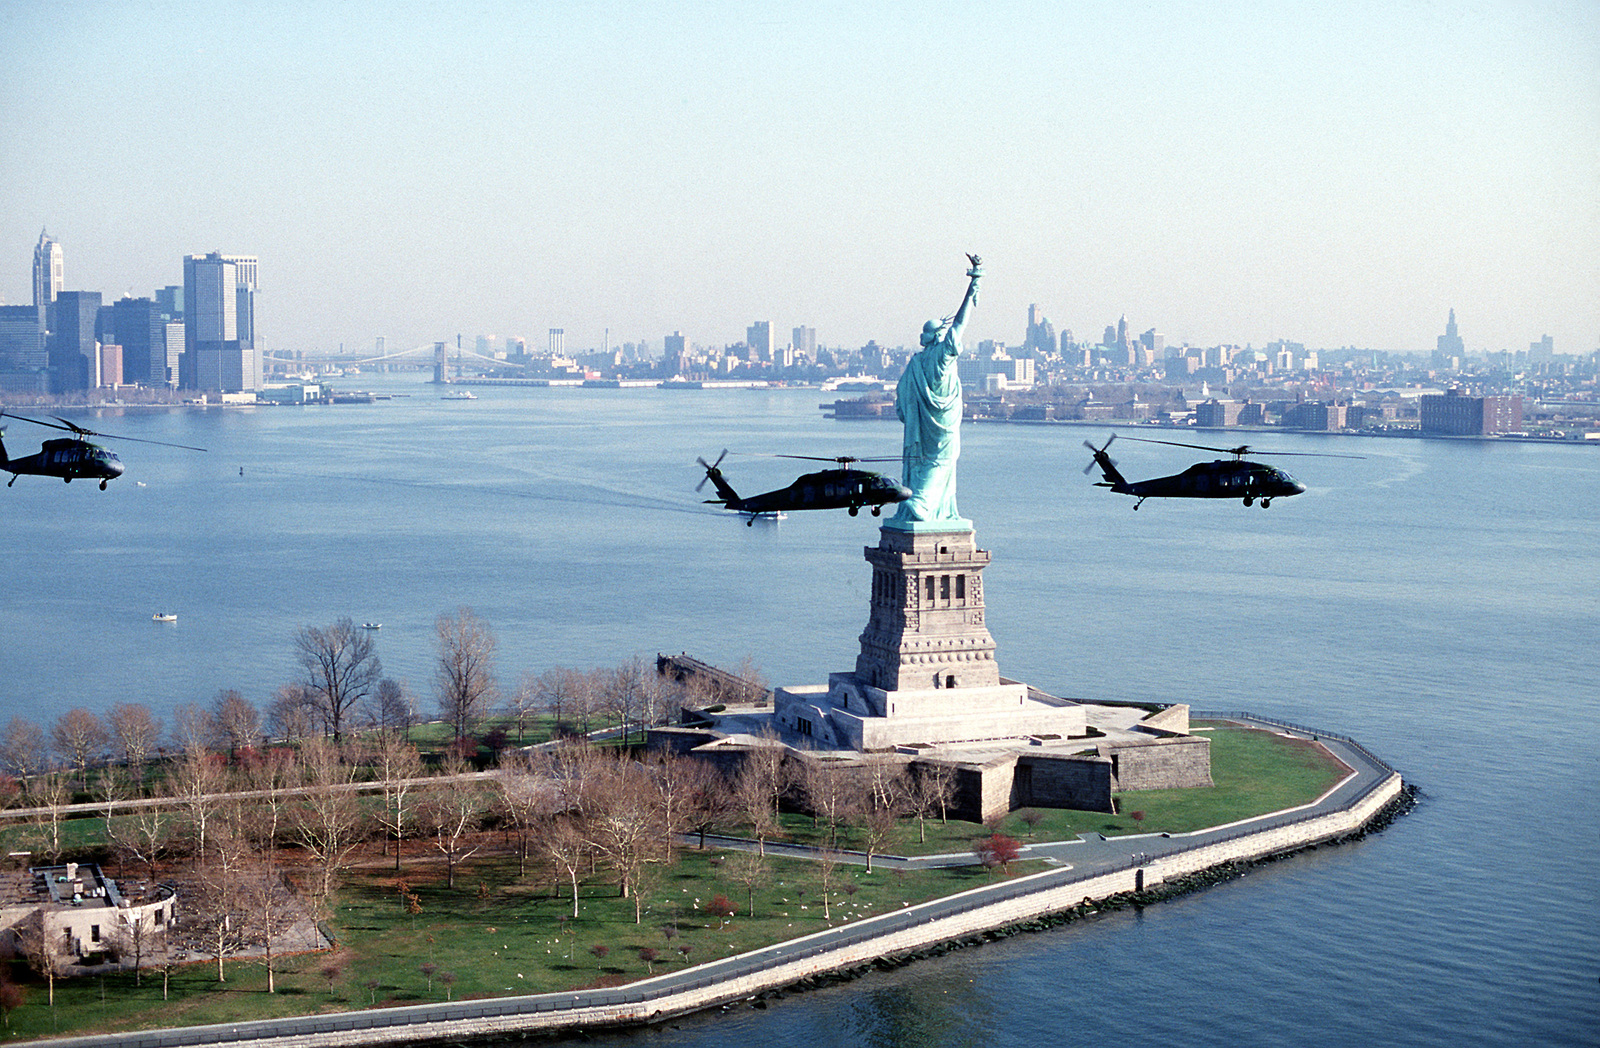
[
  {"xmin": 1082, "ymin": 434, "xmax": 1117, "ymax": 475},
  {"xmin": 695, "ymin": 449, "xmax": 729, "ymax": 493}
]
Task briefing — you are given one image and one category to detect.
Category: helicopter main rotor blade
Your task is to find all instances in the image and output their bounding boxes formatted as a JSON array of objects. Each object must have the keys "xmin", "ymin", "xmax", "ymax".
[
  {"xmin": 773, "ymin": 454, "xmax": 900, "ymax": 465},
  {"xmin": 1120, "ymin": 434, "xmax": 1363, "ymax": 460},
  {"xmin": 4, "ymin": 412, "xmax": 207, "ymax": 452}
]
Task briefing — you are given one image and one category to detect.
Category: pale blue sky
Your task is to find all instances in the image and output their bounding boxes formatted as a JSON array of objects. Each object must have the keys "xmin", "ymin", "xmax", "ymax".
[{"xmin": 2, "ymin": 0, "xmax": 1596, "ymax": 358}]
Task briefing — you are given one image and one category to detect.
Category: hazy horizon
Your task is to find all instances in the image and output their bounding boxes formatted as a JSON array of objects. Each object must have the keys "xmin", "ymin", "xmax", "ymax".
[{"xmin": 2, "ymin": 1, "xmax": 1596, "ymax": 358}]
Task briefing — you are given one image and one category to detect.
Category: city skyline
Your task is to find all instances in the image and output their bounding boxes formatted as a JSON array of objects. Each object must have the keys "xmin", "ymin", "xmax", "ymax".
[{"xmin": 2, "ymin": 2, "xmax": 1596, "ymax": 357}]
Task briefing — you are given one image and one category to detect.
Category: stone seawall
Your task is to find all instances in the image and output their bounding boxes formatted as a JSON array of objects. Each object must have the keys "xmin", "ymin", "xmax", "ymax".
[{"xmin": 42, "ymin": 771, "xmax": 1404, "ymax": 1048}]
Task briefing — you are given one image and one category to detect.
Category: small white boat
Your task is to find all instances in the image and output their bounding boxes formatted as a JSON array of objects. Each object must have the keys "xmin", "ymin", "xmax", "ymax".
[
  {"xmin": 362, "ymin": 622, "xmax": 382, "ymax": 630},
  {"xmin": 153, "ymin": 612, "xmax": 177, "ymax": 622},
  {"xmin": 441, "ymin": 389, "xmax": 477, "ymax": 400}
]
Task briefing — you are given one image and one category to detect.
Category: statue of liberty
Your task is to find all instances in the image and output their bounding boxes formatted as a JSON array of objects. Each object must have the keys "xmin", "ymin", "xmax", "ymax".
[{"xmin": 887, "ymin": 253, "xmax": 982, "ymax": 531}]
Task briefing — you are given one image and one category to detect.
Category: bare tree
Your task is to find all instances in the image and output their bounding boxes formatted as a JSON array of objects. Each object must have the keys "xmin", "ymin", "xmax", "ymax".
[
  {"xmin": 14, "ymin": 911, "xmax": 64, "ymax": 1007},
  {"xmin": 24, "ymin": 772, "xmax": 72, "ymax": 863},
  {"xmin": 108, "ymin": 702, "xmax": 162, "ymax": 778},
  {"xmin": 290, "ymin": 737, "xmax": 367, "ymax": 919},
  {"xmin": 266, "ymin": 683, "xmax": 321, "ymax": 740},
  {"xmin": 858, "ymin": 755, "xmax": 911, "ymax": 872},
  {"xmin": 169, "ymin": 703, "xmax": 216, "ymax": 753},
  {"xmin": 506, "ymin": 671, "xmax": 543, "ymax": 745},
  {"xmin": 800, "ymin": 758, "xmax": 866, "ymax": 853},
  {"xmin": 534, "ymin": 667, "xmax": 577, "ymax": 733},
  {"xmin": 295, "ymin": 617, "xmax": 383, "ymax": 741},
  {"xmin": 728, "ymin": 848, "xmax": 768, "ymax": 919},
  {"xmin": 420, "ymin": 759, "xmax": 487, "ymax": 890},
  {"xmin": 169, "ymin": 742, "xmax": 228, "ymax": 864},
  {"xmin": 370, "ymin": 732, "xmax": 425, "ymax": 872},
  {"xmin": 497, "ymin": 751, "xmax": 554, "ymax": 877},
  {"xmin": 434, "ymin": 607, "xmax": 498, "ymax": 739},
  {"xmin": 210, "ymin": 689, "xmax": 260, "ymax": 758},
  {"xmin": 908, "ymin": 761, "xmax": 958, "ymax": 841},
  {"xmin": 0, "ymin": 716, "xmax": 48, "ymax": 779},
  {"xmin": 604, "ymin": 659, "xmax": 648, "ymax": 744},
  {"xmin": 363, "ymin": 677, "xmax": 416, "ymax": 737},
  {"xmin": 730, "ymin": 726, "xmax": 791, "ymax": 856},
  {"xmin": 51, "ymin": 707, "xmax": 109, "ymax": 788},
  {"xmin": 579, "ymin": 752, "xmax": 666, "ymax": 923}
]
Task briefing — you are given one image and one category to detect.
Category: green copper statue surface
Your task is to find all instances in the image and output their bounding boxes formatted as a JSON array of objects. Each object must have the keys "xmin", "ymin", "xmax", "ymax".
[{"xmin": 886, "ymin": 253, "xmax": 982, "ymax": 531}]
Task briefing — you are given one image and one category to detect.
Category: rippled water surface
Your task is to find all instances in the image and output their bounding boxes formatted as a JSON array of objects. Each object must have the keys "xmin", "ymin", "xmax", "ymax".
[{"xmin": 3, "ymin": 377, "xmax": 1596, "ymax": 1046}]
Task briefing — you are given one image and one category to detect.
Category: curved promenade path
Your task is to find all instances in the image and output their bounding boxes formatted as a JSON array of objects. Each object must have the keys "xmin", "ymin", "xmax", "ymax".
[{"xmin": 32, "ymin": 712, "xmax": 1405, "ymax": 1048}]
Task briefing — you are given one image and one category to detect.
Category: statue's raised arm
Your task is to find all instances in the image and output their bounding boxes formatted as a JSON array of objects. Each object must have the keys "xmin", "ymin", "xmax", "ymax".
[
  {"xmin": 887, "ymin": 254, "xmax": 982, "ymax": 532},
  {"xmin": 946, "ymin": 254, "xmax": 983, "ymax": 345}
]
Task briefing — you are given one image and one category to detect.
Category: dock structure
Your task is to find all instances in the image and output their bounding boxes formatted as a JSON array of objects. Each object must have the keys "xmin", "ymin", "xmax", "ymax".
[{"xmin": 656, "ymin": 653, "xmax": 770, "ymax": 707}]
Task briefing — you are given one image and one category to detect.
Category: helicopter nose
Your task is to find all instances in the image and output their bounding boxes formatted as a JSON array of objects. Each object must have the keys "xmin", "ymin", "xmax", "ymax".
[
  {"xmin": 107, "ymin": 456, "xmax": 125, "ymax": 477},
  {"xmin": 1291, "ymin": 479, "xmax": 1306, "ymax": 495},
  {"xmin": 893, "ymin": 483, "xmax": 912, "ymax": 502}
]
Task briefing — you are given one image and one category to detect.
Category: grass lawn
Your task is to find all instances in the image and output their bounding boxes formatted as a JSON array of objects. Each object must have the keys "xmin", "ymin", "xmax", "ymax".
[{"xmin": 0, "ymin": 725, "xmax": 1348, "ymax": 1040}]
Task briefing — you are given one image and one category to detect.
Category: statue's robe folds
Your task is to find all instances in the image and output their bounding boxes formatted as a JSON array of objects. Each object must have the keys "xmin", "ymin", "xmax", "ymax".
[{"xmin": 889, "ymin": 332, "xmax": 963, "ymax": 525}]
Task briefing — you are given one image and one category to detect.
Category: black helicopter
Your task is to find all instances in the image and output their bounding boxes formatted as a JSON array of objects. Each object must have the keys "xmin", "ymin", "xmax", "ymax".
[
  {"xmin": 1084, "ymin": 433, "xmax": 1362, "ymax": 510},
  {"xmin": 1, "ymin": 412, "xmax": 205, "ymax": 490},
  {"xmin": 697, "ymin": 450, "xmax": 912, "ymax": 524}
]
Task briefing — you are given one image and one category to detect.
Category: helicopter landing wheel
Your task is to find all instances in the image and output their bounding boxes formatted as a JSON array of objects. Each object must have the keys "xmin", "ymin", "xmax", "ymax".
[
  {"xmin": 100, "ymin": 480, "xmax": 108, "ymax": 490},
  {"xmin": 1242, "ymin": 496, "xmax": 1253, "ymax": 507},
  {"xmin": 871, "ymin": 505, "xmax": 882, "ymax": 516},
  {"xmin": 63, "ymin": 476, "xmax": 71, "ymax": 483},
  {"xmin": 1261, "ymin": 499, "xmax": 1271, "ymax": 508},
  {"xmin": 848, "ymin": 505, "xmax": 860, "ymax": 516},
  {"xmin": 746, "ymin": 517, "xmax": 755, "ymax": 527}
]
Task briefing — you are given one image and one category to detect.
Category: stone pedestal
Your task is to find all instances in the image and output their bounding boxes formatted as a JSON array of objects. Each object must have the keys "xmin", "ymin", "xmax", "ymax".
[
  {"xmin": 856, "ymin": 526, "xmax": 999, "ymax": 692},
  {"xmin": 773, "ymin": 525, "xmax": 1086, "ymax": 750}
]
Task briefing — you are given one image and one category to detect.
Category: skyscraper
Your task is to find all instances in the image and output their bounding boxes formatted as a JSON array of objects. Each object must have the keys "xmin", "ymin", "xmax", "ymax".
[
  {"xmin": 183, "ymin": 252, "xmax": 259, "ymax": 391},
  {"xmin": 747, "ymin": 321, "xmax": 773, "ymax": 363},
  {"xmin": 1437, "ymin": 309, "xmax": 1464, "ymax": 359},
  {"xmin": 33, "ymin": 231, "xmax": 63, "ymax": 330},
  {"xmin": 111, "ymin": 297, "xmax": 169, "ymax": 387},
  {"xmin": 48, "ymin": 290, "xmax": 101, "ymax": 391},
  {"xmin": 792, "ymin": 325, "xmax": 817, "ymax": 360}
]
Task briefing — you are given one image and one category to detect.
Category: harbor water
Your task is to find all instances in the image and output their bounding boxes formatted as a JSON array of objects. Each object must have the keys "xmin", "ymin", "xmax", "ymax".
[{"xmin": 1, "ymin": 375, "xmax": 1595, "ymax": 1046}]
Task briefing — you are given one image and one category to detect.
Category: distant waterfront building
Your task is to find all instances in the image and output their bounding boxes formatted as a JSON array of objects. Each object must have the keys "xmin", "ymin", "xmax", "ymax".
[
  {"xmin": 98, "ymin": 342, "xmax": 123, "ymax": 387},
  {"xmin": 1529, "ymin": 335, "xmax": 1554, "ymax": 364},
  {"xmin": 1279, "ymin": 399, "xmax": 1345, "ymax": 431},
  {"xmin": 0, "ymin": 304, "xmax": 49, "ymax": 391},
  {"xmin": 1420, "ymin": 388, "xmax": 1523, "ymax": 435},
  {"xmin": 548, "ymin": 328, "xmax": 565, "ymax": 356},
  {"xmin": 182, "ymin": 252, "xmax": 259, "ymax": 391}
]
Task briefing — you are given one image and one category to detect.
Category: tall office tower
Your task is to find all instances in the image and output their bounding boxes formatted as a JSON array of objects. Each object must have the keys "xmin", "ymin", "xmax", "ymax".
[
  {"xmin": 111, "ymin": 297, "xmax": 168, "ymax": 387},
  {"xmin": 793, "ymin": 325, "xmax": 817, "ymax": 360},
  {"xmin": 549, "ymin": 328, "xmax": 565, "ymax": 355},
  {"xmin": 33, "ymin": 231, "xmax": 63, "ymax": 329},
  {"xmin": 747, "ymin": 321, "xmax": 773, "ymax": 363},
  {"xmin": 1437, "ymin": 309, "xmax": 1465, "ymax": 358},
  {"xmin": 0, "ymin": 305, "xmax": 48, "ymax": 390},
  {"xmin": 155, "ymin": 285, "xmax": 184, "ymax": 320},
  {"xmin": 1528, "ymin": 335, "xmax": 1554, "ymax": 363},
  {"xmin": 183, "ymin": 252, "xmax": 258, "ymax": 391},
  {"xmin": 48, "ymin": 290, "xmax": 101, "ymax": 391},
  {"xmin": 664, "ymin": 331, "xmax": 686, "ymax": 373},
  {"xmin": 162, "ymin": 321, "xmax": 184, "ymax": 387}
]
